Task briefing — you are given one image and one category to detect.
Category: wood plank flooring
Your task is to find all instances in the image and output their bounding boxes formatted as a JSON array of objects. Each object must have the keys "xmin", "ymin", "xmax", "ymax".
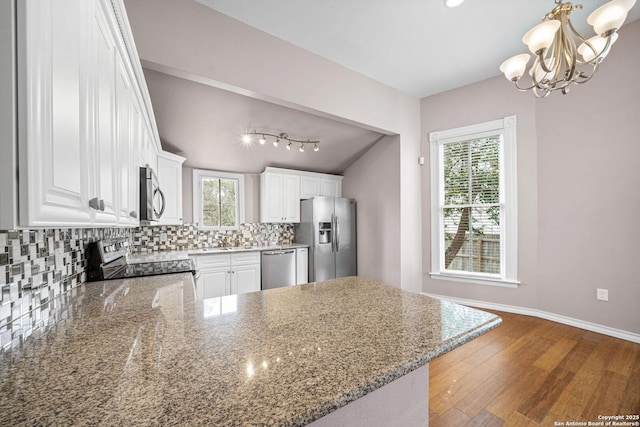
[{"xmin": 429, "ymin": 310, "xmax": 640, "ymax": 426}]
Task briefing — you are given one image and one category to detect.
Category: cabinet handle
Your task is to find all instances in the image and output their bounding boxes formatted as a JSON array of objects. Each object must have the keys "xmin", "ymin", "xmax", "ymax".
[
  {"xmin": 129, "ymin": 210, "xmax": 137, "ymax": 218},
  {"xmin": 89, "ymin": 197, "xmax": 100, "ymax": 210},
  {"xmin": 99, "ymin": 199, "xmax": 105, "ymax": 211}
]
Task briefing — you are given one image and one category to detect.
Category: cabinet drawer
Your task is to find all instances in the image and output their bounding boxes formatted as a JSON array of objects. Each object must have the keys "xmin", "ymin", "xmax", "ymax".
[
  {"xmin": 231, "ymin": 251, "xmax": 261, "ymax": 266},
  {"xmin": 194, "ymin": 254, "xmax": 231, "ymax": 268}
]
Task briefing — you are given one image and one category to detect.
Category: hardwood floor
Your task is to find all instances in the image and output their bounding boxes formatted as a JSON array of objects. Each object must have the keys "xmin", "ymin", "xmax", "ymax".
[{"xmin": 429, "ymin": 310, "xmax": 640, "ymax": 426}]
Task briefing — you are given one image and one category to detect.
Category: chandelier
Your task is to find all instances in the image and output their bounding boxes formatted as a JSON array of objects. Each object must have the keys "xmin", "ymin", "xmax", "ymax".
[
  {"xmin": 242, "ymin": 131, "xmax": 320, "ymax": 152},
  {"xmin": 499, "ymin": 0, "xmax": 636, "ymax": 98}
]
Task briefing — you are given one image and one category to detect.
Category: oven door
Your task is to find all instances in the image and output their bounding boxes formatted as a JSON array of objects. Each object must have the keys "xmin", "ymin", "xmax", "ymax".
[{"xmin": 140, "ymin": 166, "xmax": 165, "ymax": 221}]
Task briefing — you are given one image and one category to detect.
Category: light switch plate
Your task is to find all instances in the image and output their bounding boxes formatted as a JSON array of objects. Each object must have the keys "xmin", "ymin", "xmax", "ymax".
[{"xmin": 596, "ymin": 288, "xmax": 608, "ymax": 301}]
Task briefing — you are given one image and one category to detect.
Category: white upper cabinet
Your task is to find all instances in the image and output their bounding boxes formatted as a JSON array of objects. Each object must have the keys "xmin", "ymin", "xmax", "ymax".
[
  {"xmin": 260, "ymin": 169, "xmax": 300, "ymax": 223},
  {"xmin": 300, "ymin": 176, "xmax": 320, "ymax": 200},
  {"xmin": 261, "ymin": 168, "xmax": 343, "ymax": 224},
  {"xmin": 300, "ymin": 174, "xmax": 343, "ymax": 199},
  {"xmin": 13, "ymin": 0, "xmax": 93, "ymax": 226},
  {"xmin": 157, "ymin": 151, "xmax": 186, "ymax": 225},
  {"xmin": 0, "ymin": 0, "xmax": 162, "ymax": 229},
  {"xmin": 320, "ymin": 178, "xmax": 342, "ymax": 198},
  {"xmin": 91, "ymin": 0, "xmax": 119, "ymax": 225}
]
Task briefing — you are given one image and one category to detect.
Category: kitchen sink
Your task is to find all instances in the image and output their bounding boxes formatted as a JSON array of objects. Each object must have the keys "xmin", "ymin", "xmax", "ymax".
[{"xmin": 198, "ymin": 246, "xmax": 256, "ymax": 253}]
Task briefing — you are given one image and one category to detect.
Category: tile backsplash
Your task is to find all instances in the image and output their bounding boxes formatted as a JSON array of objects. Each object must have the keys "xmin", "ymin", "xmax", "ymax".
[
  {"xmin": 132, "ymin": 223, "xmax": 294, "ymax": 252},
  {"xmin": 0, "ymin": 228, "xmax": 133, "ymax": 350},
  {"xmin": 0, "ymin": 223, "xmax": 294, "ymax": 350}
]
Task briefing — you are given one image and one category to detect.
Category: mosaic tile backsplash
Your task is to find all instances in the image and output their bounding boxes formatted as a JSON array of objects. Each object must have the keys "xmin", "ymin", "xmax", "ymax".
[
  {"xmin": 0, "ymin": 223, "xmax": 294, "ymax": 350},
  {"xmin": 132, "ymin": 223, "xmax": 294, "ymax": 252}
]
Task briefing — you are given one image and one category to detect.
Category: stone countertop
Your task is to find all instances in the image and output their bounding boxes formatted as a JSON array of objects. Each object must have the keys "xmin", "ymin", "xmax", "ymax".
[
  {"xmin": 0, "ymin": 275, "xmax": 500, "ymax": 426},
  {"xmin": 127, "ymin": 243, "xmax": 309, "ymax": 263}
]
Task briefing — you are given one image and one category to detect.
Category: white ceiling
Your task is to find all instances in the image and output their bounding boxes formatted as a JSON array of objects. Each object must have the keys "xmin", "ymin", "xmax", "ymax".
[{"xmin": 195, "ymin": 0, "xmax": 640, "ymax": 98}]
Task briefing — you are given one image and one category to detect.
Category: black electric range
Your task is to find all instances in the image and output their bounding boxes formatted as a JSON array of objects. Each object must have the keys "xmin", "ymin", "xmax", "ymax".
[{"xmin": 86, "ymin": 238, "xmax": 196, "ymax": 282}]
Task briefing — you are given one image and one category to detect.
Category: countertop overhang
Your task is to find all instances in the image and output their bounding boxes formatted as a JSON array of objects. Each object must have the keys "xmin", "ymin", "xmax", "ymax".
[{"xmin": 0, "ymin": 275, "xmax": 500, "ymax": 426}]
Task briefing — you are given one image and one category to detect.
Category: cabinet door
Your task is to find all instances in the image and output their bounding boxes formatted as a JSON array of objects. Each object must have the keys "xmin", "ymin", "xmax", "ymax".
[
  {"xmin": 282, "ymin": 174, "xmax": 300, "ymax": 222},
  {"xmin": 90, "ymin": 0, "xmax": 118, "ymax": 225},
  {"xmin": 20, "ymin": 0, "xmax": 92, "ymax": 226},
  {"xmin": 115, "ymin": 51, "xmax": 136, "ymax": 224},
  {"xmin": 200, "ymin": 267, "xmax": 230, "ymax": 299},
  {"xmin": 320, "ymin": 179, "xmax": 341, "ymax": 197},
  {"xmin": 157, "ymin": 153, "xmax": 184, "ymax": 225},
  {"xmin": 296, "ymin": 248, "xmax": 309, "ymax": 285},
  {"xmin": 261, "ymin": 173, "xmax": 284, "ymax": 222},
  {"xmin": 232, "ymin": 264, "xmax": 261, "ymax": 295},
  {"xmin": 300, "ymin": 176, "xmax": 320, "ymax": 199}
]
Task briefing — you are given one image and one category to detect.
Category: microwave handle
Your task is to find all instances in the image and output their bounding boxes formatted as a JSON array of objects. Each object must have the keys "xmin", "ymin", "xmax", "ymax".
[{"xmin": 153, "ymin": 187, "xmax": 166, "ymax": 219}]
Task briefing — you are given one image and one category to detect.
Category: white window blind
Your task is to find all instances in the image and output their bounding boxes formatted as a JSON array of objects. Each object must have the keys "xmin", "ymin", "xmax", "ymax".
[
  {"xmin": 430, "ymin": 116, "xmax": 518, "ymax": 287},
  {"xmin": 442, "ymin": 135, "xmax": 501, "ymax": 274}
]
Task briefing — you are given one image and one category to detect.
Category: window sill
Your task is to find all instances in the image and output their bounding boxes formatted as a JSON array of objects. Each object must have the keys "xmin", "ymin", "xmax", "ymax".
[{"xmin": 429, "ymin": 272, "xmax": 520, "ymax": 288}]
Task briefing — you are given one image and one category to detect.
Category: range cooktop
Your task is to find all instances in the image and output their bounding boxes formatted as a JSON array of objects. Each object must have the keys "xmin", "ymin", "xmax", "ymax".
[{"xmin": 86, "ymin": 238, "xmax": 196, "ymax": 282}]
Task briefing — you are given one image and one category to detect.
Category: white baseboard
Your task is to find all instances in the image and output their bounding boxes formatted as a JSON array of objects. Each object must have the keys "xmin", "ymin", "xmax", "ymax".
[{"xmin": 422, "ymin": 292, "xmax": 640, "ymax": 344}]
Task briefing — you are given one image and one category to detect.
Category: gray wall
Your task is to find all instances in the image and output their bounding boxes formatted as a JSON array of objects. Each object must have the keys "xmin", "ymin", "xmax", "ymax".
[
  {"xmin": 343, "ymin": 136, "xmax": 401, "ymax": 287},
  {"xmin": 421, "ymin": 20, "xmax": 640, "ymax": 334}
]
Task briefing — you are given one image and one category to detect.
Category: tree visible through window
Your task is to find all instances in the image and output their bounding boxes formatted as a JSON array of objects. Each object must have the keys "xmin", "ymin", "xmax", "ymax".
[
  {"xmin": 443, "ymin": 136, "xmax": 501, "ymax": 274},
  {"xmin": 193, "ymin": 169, "xmax": 244, "ymax": 230},
  {"xmin": 202, "ymin": 177, "xmax": 238, "ymax": 228},
  {"xmin": 429, "ymin": 116, "xmax": 518, "ymax": 285}
]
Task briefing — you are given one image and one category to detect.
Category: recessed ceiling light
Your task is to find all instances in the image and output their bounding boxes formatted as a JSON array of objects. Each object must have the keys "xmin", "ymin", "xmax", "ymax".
[{"xmin": 445, "ymin": 0, "xmax": 465, "ymax": 7}]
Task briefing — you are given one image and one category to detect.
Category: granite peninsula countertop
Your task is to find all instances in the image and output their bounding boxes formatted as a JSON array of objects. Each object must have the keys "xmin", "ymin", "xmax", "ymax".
[{"xmin": 0, "ymin": 275, "xmax": 500, "ymax": 426}]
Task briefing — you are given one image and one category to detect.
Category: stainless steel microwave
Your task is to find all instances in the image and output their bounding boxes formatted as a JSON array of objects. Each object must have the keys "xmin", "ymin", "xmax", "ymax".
[{"xmin": 139, "ymin": 166, "xmax": 165, "ymax": 222}]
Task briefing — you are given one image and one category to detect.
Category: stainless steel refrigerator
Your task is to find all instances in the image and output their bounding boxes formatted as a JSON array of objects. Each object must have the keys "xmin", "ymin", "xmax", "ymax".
[{"xmin": 295, "ymin": 197, "xmax": 357, "ymax": 282}]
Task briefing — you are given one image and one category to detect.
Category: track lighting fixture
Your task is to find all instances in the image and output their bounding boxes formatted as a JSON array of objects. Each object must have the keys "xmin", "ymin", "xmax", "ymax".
[{"xmin": 241, "ymin": 131, "xmax": 321, "ymax": 153}]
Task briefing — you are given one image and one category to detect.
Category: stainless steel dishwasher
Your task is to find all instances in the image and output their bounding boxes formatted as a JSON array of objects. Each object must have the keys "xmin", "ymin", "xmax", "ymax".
[{"xmin": 261, "ymin": 249, "xmax": 296, "ymax": 290}]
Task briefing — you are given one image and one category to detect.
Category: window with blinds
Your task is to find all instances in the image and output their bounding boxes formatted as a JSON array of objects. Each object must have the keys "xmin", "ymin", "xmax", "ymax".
[
  {"xmin": 443, "ymin": 136, "xmax": 501, "ymax": 274},
  {"xmin": 430, "ymin": 116, "xmax": 519, "ymax": 286}
]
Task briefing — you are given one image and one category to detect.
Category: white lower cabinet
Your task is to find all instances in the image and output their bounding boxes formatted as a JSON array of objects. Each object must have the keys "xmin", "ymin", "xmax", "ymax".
[
  {"xmin": 232, "ymin": 264, "xmax": 261, "ymax": 295},
  {"xmin": 193, "ymin": 252, "xmax": 261, "ymax": 299},
  {"xmin": 200, "ymin": 268, "xmax": 230, "ymax": 299},
  {"xmin": 296, "ymin": 247, "xmax": 309, "ymax": 285}
]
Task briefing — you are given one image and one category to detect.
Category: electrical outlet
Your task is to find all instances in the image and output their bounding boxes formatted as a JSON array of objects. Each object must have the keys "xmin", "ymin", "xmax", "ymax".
[{"xmin": 596, "ymin": 288, "xmax": 609, "ymax": 301}]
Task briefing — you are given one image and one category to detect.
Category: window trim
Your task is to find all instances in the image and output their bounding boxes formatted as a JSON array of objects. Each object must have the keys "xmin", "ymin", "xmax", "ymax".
[
  {"xmin": 192, "ymin": 169, "xmax": 245, "ymax": 230},
  {"xmin": 429, "ymin": 116, "xmax": 519, "ymax": 287}
]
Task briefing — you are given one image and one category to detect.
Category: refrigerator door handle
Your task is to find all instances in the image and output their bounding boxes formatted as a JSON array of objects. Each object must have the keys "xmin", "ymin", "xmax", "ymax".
[
  {"xmin": 335, "ymin": 215, "xmax": 340, "ymax": 252},
  {"xmin": 331, "ymin": 213, "xmax": 336, "ymax": 253}
]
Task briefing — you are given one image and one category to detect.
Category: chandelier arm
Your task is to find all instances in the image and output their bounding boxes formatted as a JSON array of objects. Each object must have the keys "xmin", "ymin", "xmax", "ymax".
[
  {"xmin": 532, "ymin": 86, "xmax": 552, "ymax": 98},
  {"xmin": 536, "ymin": 49, "xmax": 555, "ymax": 74},
  {"xmin": 566, "ymin": 16, "xmax": 594, "ymax": 65},
  {"xmin": 565, "ymin": 14, "xmax": 589, "ymax": 45},
  {"xmin": 529, "ymin": 56, "xmax": 554, "ymax": 92},
  {"xmin": 513, "ymin": 78, "xmax": 538, "ymax": 91},
  {"xmin": 575, "ymin": 61, "xmax": 600, "ymax": 84},
  {"xmin": 557, "ymin": 11, "xmax": 579, "ymax": 83}
]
